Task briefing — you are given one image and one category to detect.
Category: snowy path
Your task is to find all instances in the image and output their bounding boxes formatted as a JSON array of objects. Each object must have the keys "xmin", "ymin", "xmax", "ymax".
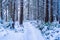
[
  {"xmin": 24, "ymin": 22, "xmax": 44, "ymax": 40},
  {"xmin": 0, "ymin": 22, "xmax": 44, "ymax": 40}
]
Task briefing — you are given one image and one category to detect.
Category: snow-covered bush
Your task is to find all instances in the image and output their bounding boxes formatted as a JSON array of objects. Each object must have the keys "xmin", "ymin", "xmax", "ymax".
[{"xmin": 39, "ymin": 21, "xmax": 60, "ymax": 40}]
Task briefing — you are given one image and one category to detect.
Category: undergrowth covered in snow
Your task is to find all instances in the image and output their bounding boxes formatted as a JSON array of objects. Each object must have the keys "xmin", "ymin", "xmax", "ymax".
[
  {"xmin": 0, "ymin": 21, "xmax": 60, "ymax": 40},
  {"xmin": 37, "ymin": 21, "xmax": 60, "ymax": 40}
]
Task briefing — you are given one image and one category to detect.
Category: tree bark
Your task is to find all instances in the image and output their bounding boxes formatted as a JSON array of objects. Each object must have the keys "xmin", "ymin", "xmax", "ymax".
[
  {"xmin": 20, "ymin": 0, "xmax": 23, "ymax": 25},
  {"xmin": 27, "ymin": 0, "xmax": 30, "ymax": 20},
  {"xmin": 0, "ymin": 0, "xmax": 3, "ymax": 24},
  {"xmin": 12, "ymin": 0, "xmax": 15, "ymax": 28},
  {"xmin": 45, "ymin": 0, "xmax": 49, "ymax": 23},
  {"xmin": 50, "ymin": 0, "xmax": 53, "ymax": 22}
]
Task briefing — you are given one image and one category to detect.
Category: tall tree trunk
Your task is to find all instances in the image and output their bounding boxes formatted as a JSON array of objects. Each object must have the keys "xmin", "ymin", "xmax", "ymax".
[
  {"xmin": 37, "ymin": 0, "xmax": 39, "ymax": 20},
  {"xmin": 43, "ymin": 0, "xmax": 44, "ymax": 22},
  {"xmin": 6, "ymin": 6, "xmax": 8, "ymax": 22},
  {"xmin": 9, "ymin": 0, "xmax": 12, "ymax": 20},
  {"xmin": 55, "ymin": 0, "xmax": 58, "ymax": 21},
  {"xmin": 12, "ymin": 0, "xmax": 15, "ymax": 28},
  {"xmin": 9, "ymin": 0, "xmax": 15, "ymax": 29},
  {"xmin": 45, "ymin": 0, "xmax": 49, "ymax": 23},
  {"xmin": 8, "ymin": 0, "xmax": 13, "ymax": 28},
  {"xmin": 37, "ymin": 0, "xmax": 40, "ymax": 27},
  {"xmin": 27, "ymin": 0, "xmax": 30, "ymax": 20},
  {"xmin": 58, "ymin": 0, "xmax": 60, "ymax": 24},
  {"xmin": 20, "ymin": 0, "xmax": 23, "ymax": 25},
  {"xmin": 56, "ymin": 0, "xmax": 58, "ymax": 21},
  {"xmin": 0, "ymin": 0, "xmax": 3, "ymax": 24},
  {"xmin": 50, "ymin": 0, "xmax": 53, "ymax": 22},
  {"xmin": 15, "ymin": 0, "xmax": 18, "ymax": 21}
]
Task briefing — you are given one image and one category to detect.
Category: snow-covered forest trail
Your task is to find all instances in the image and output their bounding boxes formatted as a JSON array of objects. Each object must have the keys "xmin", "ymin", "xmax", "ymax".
[
  {"xmin": 24, "ymin": 22, "xmax": 44, "ymax": 40},
  {"xmin": 0, "ymin": 22, "xmax": 44, "ymax": 40}
]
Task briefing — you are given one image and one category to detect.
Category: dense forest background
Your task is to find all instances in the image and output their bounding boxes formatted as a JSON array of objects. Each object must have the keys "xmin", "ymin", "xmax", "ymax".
[{"xmin": 0, "ymin": 0, "xmax": 60, "ymax": 26}]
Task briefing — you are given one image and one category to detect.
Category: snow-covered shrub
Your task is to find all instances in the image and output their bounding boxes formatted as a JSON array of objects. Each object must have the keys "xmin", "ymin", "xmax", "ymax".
[
  {"xmin": 54, "ymin": 34, "xmax": 60, "ymax": 40},
  {"xmin": 3, "ymin": 21, "xmax": 13, "ymax": 29},
  {"xmin": 36, "ymin": 21, "xmax": 60, "ymax": 40},
  {"xmin": 42, "ymin": 24, "xmax": 60, "ymax": 40},
  {"xmin": 30, "ymin": 20, "xmax": 38, "ymax": 27}
]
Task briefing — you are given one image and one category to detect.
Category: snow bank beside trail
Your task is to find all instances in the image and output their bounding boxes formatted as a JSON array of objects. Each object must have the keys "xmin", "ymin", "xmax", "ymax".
[
  {"xmin": 0, "ymin": 28, "xmax": 7, "ymax": 38},
  {"xmin": 42, "ymin": 24, "xmax": 60, "ymax": 40},
  {"xmin": 0, "ymin": 26, "xmax": 24, "ymax": 40},
  {"xmin": 28, "ymin": 21, "xmax": 60, "ymax": 40}
]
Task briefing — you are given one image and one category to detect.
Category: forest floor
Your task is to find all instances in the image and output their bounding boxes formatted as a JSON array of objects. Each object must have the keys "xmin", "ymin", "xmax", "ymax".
[
  {"xmin": 0, "ymin": 21, "xmax": 60, "ymax": 40},
  {"xmin": 0, "ymin": 21, "xmax": 45, "ymax": 40}
]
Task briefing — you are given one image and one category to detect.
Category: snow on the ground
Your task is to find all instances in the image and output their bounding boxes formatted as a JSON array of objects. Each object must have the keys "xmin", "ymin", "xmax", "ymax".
[
  {"xmin": 41, "ymin": 21, "xmax": 60, "ymax": 40},
  {"xmin": 43, "ymin": 27, "xmax": 60, "ymax": 40},
  {"xmin": 0, "ymin": 21, "xmax": 60, "ymax": 40},
  {"xmin": 23, "ymin": 22, "xmax": 44, "ymax": 40},
  {"xmin": 0, "ymin": 21, "xmax": 45, "ymax": 40},
  {"xmin": 0, "ymin": 30, "xmax": 24, "ymax": 40}
]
